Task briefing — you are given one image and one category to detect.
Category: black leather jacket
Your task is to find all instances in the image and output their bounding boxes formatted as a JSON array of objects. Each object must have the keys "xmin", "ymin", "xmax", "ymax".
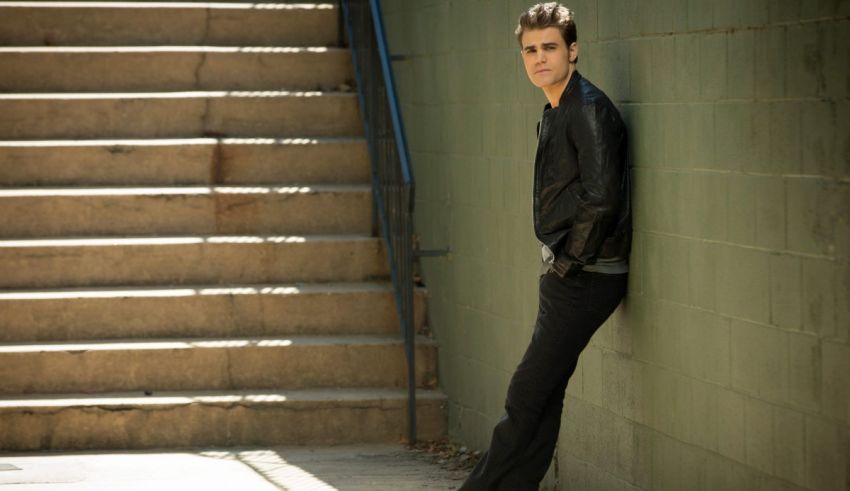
[{"xmin": 534, "ymin": 70, "xmax": 631, "ymax": 277}]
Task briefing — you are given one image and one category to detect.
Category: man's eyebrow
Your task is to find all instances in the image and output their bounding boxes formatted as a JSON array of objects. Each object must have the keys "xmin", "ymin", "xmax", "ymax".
[{"xmin": 523, "ymin": 42, "xmax": 559, "ymax": 50}]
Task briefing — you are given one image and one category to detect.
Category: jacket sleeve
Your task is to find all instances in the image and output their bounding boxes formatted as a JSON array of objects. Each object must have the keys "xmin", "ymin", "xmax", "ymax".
[{"xmin": 551, "ymin": 101, "xmax": 626, "ymax": 277}]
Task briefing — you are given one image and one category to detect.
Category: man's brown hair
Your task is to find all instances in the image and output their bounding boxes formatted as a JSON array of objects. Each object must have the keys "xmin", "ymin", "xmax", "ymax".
[{"xmin": 515, "ymin": 3, "xmax": 577, "ymax": 50}]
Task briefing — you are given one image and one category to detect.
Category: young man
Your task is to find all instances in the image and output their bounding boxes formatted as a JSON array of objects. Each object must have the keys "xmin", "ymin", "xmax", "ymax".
[{"xmin": 459, "ymin": 3, "xmax": 631, "ymax": 490}]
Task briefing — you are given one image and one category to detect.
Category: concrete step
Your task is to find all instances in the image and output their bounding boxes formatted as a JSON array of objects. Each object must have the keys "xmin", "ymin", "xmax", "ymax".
[
  {"xmin": 0, "ymin": 91, "xmax": 361, "ymax": 139},
  {"xmin": 0, "ymin": 283, "xmax": 428, "ymax": 343},
  {"xmin": 0, "ymin": 2, "xmax": 339, "ymax": 47},
  {"xmin": 0, "ymin": 46, "xmax": 352, "ymax": 92},
  {"xmin": 0, "ymin": 334, "xmax": 439, "ymax": 394},
  {"xmin": 0, "ymin": 138, "xmax": 370, "ymax": 186},
  {"xmin": 0, "ymin": 235, "xmax": 388, "ymax": 288},
  {"xmin": 0, "ymin": 185, "xmax": 372, "ymax": 237},
  {"xmin": 0, "ymin": 387, "xmax": 447, "ymax": 450}
]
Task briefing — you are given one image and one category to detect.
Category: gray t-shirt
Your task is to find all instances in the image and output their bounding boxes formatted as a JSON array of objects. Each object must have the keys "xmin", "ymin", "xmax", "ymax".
[{"xmin": 540, "ymin": 243, "xmax": 628, "ymax": 276}]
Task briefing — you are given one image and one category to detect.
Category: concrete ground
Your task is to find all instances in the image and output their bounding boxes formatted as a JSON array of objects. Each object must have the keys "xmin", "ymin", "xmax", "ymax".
[{"xmin": 0, "ymin": 444, "xmax": 468, "ymax": 490}]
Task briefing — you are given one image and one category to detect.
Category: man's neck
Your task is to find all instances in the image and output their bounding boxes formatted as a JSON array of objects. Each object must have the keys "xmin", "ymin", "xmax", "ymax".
[{"xmin": 543, "ymin": 68, "xmax": 575, "ymax": 108}]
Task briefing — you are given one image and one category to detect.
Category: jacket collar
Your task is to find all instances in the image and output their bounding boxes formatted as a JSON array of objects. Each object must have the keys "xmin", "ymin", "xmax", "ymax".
[{"xmin": 542, "ymin": 69, "xmax": 582, "ymax": 112}]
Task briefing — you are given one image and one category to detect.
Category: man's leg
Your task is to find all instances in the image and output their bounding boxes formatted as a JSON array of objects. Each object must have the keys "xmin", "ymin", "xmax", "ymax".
[{"xmin": 458, "ymin": 271, "xmax": 627, "ymax": 491}]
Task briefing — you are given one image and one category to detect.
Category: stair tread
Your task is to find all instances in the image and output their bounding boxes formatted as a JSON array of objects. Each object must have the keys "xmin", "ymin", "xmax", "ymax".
[
  {"xmin": 0, "ymin": 137, "xmax": 365, "ymax": 146},
  {"xmin": 0, "ymin": 184, "xmax": 371, "ymax": 195},
  {"xmin": 0, "ymin": 333, "xmax": 436, "ymax": 352},
  {"xmin": 0, "ymin": 2, "xmax": 337, "ymax": 10},
  {"xmin": 0, "ymin": 234, "xmax": 377, "ymax": 247},
  {"xmin": 0, "ymin": 387, "xmax": 446, "ymax": 408},
  {"xmin": 0, "ymin": 90, "xmax": 354, "ymax": 99},
  {"xmin": 0, "ymin": 46, "xmax": 347, "ymax": 53},
  {"xmin": 0, "ymin": 281, "xmax": 405, "ymax": 296}
]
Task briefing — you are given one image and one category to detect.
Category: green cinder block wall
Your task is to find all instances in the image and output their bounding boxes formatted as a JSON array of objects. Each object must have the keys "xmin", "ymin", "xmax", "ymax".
[{"xmin": 380, "ymin": 1, "xmax": 849, "ymax": 489}]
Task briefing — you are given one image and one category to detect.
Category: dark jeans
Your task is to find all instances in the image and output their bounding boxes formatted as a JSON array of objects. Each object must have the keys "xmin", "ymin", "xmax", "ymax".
[{"xmin": 459, "ymin": 269, "xmax": 628, "ymax": 491}]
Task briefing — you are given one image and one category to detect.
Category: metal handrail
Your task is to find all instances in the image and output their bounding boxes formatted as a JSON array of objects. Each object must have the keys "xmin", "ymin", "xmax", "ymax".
[{"xmin": 340, "ymin": 0, "xmax": 418, "ymax": 444}]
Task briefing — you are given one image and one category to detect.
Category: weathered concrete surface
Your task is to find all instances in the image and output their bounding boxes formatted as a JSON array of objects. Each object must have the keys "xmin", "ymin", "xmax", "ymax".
[
  {"xmin": 0, "ymin": 91, "xmax": 362, "ymax": 139},
  {"xmin": 0, "ymin": 388, "xmax": 448, "ymax": 451},
  {"xmin": 0, "ymin": 235, "xmax": 388, "ymax": 288},
  {"xmin": 0, "ymin": 334, "xmax": 439, "ymax": 394},
  {"xmin": 0, "ymin": 185, "xmax": 372, "ymax": 237},
  {"xmin": 0, "ymin": 138, "xmax": 370, "ymax": 186},
  {"xmin": 0, "ymin": 283, "xmax": 428, "ymax": 342},
  {"xmin": 0, "ymin": 2, "xmax": 339, "ymax": 47},
  {"xmin": 0, "ymin": 444, "xmax": 466, "ymax": 490},
  {"xmin": 0, "ymin": 47, "xmax": 352, "ymax": 92}
]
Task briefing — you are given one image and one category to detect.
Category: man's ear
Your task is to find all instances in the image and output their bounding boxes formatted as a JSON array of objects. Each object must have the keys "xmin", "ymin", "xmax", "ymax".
[{"xmin": 569, "ymin": 42, "xmax": 579, "ymax": 64}]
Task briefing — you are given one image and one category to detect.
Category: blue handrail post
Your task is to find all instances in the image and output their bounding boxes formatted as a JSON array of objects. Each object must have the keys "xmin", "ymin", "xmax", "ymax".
[{"xmin": 340, "ymin": 0, "xmax": 418, "ymax": 445}]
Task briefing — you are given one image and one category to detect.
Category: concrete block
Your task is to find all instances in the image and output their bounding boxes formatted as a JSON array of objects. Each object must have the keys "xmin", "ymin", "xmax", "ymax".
[
  {"xmin": 580, "ymin": 345, "xmax": 603, "ymax": 407},
  {"xmin": 727, "ymin": 174, "xmax": 757, "ymax": 244},
  {"xmin": 726, "ymin": 30, "xmax": 756, "ymax": 100},
  {"xmin": 805, "ymin": 414, "xmax": 847, "ymax": 491},
  {"xmin": 687, "ymin": 0, "xmax": 714, "ymax": 31},
  {"xmin": 716, "ymin": 388, "xmax": 747, "ymax": 463},
  {"xmin": 837, "ymin": 266, "xmax": 850, "ymax": 343},
  {"xmin": 692, "ymin": 172, "xmax": 728, "ymax": 240},
  {"xmin": 717, "ymin": 245, "xmax": 771, "ymax": 324},
  {"xmin": 769, "ymin": 253, "xmax": 804, "ymax": 330},
  {"xmin": 686, "ymin": 379, "xmax": 720, "ymax": 451},
  {"xmin": 672, "ymin": 36, "xmax": 701, "ymax": 101},
  {"xmin": 601, "ymin": 352, "xmax": 645, "ymax": 422},
  {"xmin": 799, "ymin": 0, "xmax": 839, "ymax": 18},
  {"xmin": 755, "ymin": 176, "xmax": 787, "ymax": 250},
  {"xmin": 689, "ymin": 240, "xmax": 719, "ymax": 311},
  {"xmin": 630, "ymin": 104, "xmax": 665, "ymax": 168},
  {"xmin": 786, "ymin": 179, "xmax": 840, "ymax": 255},
  {"xmin": 651, "ymin": 37, "xmax": 676, "ymax": 102},
  {"xmin": 664, "ymin": 105, "xmax": 688, "ymax": 170},
  {"xmin": 715, "ymin": 102, "xmax": 769, "ymax": 172},
  {"xmin": 685, "ymin": 103, "xmax": 717, "ymax": 170},
  {"xmin": 597, "ymin": 0, "xmax": 621, "ymax": 39},
  {"xmin": 699, "ymin": 33, "xmax": 727, "ymax": 100},
  {"xmin": 773, "ymin": 406, "xmax": 807, "ymax": 486},
  {"xmin": 648, "ymin": 300, "xmax": 690, "ymax": 373},
  {"xmin": 629, "ymin": 40, "xmax": 653, "ymax": 102},
  {"xmin": 715, "ymin": 0, "xmax": 769, "ymax": 28},
  {"xmin": 802, "ymin": 257, "xmax": 837, "ymax": 337},
  {"xmin": 730, "ymin": 319, "xmax": 788, "ymax": 402},
  {"xmin": 560, "ymin": 398, "xmax": 638, "ymax": 484},
  {"xmin": 822, "ymin": 20, "xmax": 849, "ymax": 99},
  {"xmin": 822, "ymin": 341, "xmax": 850, "ymax": 425},
  {"xmin": 769, "ymin": 102, "xmax": 803, "ymax": 174},
  {"xmin": 785, "ymin": 24, "xmax": 822, "ymax": 99},
  {"xmin": 755, "ymin": 27, "xmax": 787, "ymax": 99},
  {"xmin": 682, "ymin": 309, "xmax": 731, "ymax": 386},
  {"xmin": 787, "ymin": 331, "xmax": 822, "ymax": 412},
  {"xmin": 558, "ymin": 453, "xmax": 644, "ymax": 491},
  {"xmin": 801, "ymin": 101, "xmax": 838, "ymax": 177},
  {"xmin": 643, "ymin": 233, "xmax": 690, "ymax": 305},
  {"xmin": 650, "ymin": 367, "xmax": 691, "ymax": 441},
  {"xmin": 769, "ymin": 0, "xmax": 803, "ymax": 23},
  {"xmin": 702, "ymin": 453, "xmax": 763, "ymax": 491},
  {"xmin": 744, "ymin": 396, "xmax": 775, "ymax": 475},
  {"xmin": 593, "ymin": 41, "xmax": 630, "ymax": 102}
]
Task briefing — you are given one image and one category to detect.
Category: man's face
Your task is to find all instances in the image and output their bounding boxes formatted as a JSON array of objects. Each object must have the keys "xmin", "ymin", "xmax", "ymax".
[{"xmin": 520, "ymin": 27, "xmax": 577, "ymax": 90}]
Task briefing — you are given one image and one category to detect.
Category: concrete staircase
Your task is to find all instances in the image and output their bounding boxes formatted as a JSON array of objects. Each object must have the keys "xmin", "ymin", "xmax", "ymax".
[{"xmin": 0, "ymin": 1, "xmax": 446, "ymax": 451}]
